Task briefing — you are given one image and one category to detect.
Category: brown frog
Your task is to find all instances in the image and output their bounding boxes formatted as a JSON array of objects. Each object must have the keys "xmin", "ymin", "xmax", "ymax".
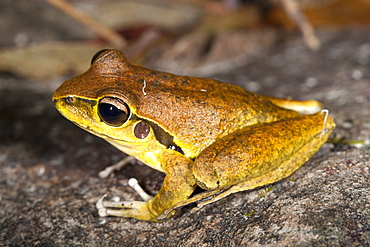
[{"xmin": 53, "ymin": 49, "xmax": 335, "ymax": 222}]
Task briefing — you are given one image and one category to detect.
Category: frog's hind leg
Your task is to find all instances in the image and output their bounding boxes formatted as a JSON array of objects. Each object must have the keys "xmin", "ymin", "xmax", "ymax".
[
  {"xmin": 191, "ymin": 141, "xmax": 318, "ymax": 212},
  {"xmin": 265, "ymin": 96, "xmax": 323, "ymax": 115},
  {"xmin": 168, "ymin": 128, "xmax": 329, "ymax": 215},
  {"xmin": 162, "ymin": 111, "xmax": 335, "ymax": 218},
  {"xmin": 159, "ymin": 150, "xmax": 307, "ymax": 219},
  {"xmin": 158, "ymin": 187, "xmax": 230, "ymax": 220}
]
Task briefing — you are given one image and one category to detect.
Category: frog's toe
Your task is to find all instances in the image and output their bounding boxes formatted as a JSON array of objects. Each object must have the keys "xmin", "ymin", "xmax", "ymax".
[
  {"xmin": 98, "ymin": 208, "xmax": 108, "ymax": 217},
  {"xmin": 98, "ymin": 156, "xmax": 135, "ymax": 178},
  {"xmin": 95, "ymin": 195, "xmax": 159, "ymax": 221},
  {"xmin": 96, "ymin": 195, "xmax": 146, "ymax": 211},
  {"xmin": 128, "ymin": 178, "xmax": 153, "ymax": 202},
  {"xmin": 96, "ymin": 194, "xmax": 107, "ymax": 209},
  {"xmin": 96, "ymin": 195, "xmax": 115, "ymax": 217}
]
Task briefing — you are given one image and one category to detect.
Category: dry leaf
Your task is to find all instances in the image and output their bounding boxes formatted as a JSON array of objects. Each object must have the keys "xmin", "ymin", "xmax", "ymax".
[{"xmin": 0, "ymin": 42, "xmax": 108, "ymax": 81}]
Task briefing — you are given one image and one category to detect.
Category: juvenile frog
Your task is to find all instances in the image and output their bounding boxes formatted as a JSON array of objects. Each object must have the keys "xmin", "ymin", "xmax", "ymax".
[{"xmin": 53, "ymin": 49, "xmax": 335, "ymax": 222}]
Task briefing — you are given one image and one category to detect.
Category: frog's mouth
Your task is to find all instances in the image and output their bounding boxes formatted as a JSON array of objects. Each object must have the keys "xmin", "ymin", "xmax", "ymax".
[
  {"xmin": 70, "ymin": 119, "xmax": 144, "ymax": 158},
  {"xmin": 54, "ymin": 96, "xmax": 133, "ymax": 143},
  {"xmin": 70, "ymin": 120, "xmax": 134, "ymax": 144}
]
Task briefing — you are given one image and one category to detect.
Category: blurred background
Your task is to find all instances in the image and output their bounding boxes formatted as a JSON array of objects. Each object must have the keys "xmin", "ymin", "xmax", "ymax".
[{"xmin": 2, "ymin": 0, "xmax": 370, "ymax": 81}]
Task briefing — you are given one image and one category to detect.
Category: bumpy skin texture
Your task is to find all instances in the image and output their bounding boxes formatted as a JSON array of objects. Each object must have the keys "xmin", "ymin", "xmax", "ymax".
[{"xmin": 53, "ymin": 49, "xmax": 335, "ymax": 222}]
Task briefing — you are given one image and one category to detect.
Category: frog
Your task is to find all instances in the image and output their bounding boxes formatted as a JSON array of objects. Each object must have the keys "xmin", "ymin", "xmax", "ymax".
[{"xmin": 52, "ymin": 49, "xmax": 335, "ymax": 222}]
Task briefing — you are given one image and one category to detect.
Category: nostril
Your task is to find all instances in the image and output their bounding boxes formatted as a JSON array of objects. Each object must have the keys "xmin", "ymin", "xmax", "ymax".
[{"xmin": 65, "ymin": 96, "xmax": 75, "ymax": 104}]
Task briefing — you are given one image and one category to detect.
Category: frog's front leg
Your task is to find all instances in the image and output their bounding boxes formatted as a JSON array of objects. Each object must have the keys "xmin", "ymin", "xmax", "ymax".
[
  {"xmin": 96, "ymin": 151, "xmax": 197, "ymax": 222},
  {"xmin": 164, "ymin": 111, "xmax": 335, "ymax": 216}
]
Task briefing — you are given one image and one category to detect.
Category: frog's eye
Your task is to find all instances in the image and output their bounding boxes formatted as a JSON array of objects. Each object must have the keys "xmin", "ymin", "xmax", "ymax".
[
  {"xmin": 98, "ymin": 97, "xmax": 130, "ymax": 126},
  {"xmin": 91, "ymin": 49, "xmax": 110, "ymax": 64}
]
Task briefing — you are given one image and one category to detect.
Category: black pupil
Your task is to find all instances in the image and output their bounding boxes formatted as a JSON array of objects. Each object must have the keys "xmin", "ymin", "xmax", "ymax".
[{"xmin": 98, "ymin": 103, "xmax": 127, "ymax": 125}]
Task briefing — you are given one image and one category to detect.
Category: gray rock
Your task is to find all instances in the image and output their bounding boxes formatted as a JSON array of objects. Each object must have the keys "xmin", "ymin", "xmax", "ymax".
[{"xmin": 1, "ymin": 28, "xmax": 369, "ymax": 246}]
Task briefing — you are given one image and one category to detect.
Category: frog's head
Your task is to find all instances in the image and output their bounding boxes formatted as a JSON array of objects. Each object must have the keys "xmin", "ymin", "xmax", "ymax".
[{"xmin": 53, "ymin": 50, "xmax": 183, "ymax": 169}]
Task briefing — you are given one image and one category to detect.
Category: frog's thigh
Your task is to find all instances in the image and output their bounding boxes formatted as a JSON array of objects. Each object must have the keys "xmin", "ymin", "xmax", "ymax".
[{"xmin": 192, "ymin": 112, "xmax": 334, "ymax": 207}]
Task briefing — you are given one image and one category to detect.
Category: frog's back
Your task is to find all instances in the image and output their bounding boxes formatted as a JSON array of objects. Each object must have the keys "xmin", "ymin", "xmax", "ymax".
[{"xmin": 128, "ymin": 65, "xmax": 300, "ymax": 156}]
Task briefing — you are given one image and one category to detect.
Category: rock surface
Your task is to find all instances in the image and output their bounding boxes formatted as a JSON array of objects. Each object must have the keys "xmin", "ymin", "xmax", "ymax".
[{"xmin": 1, "ymin": 28, "xmax": 370, "ymax": 246}]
